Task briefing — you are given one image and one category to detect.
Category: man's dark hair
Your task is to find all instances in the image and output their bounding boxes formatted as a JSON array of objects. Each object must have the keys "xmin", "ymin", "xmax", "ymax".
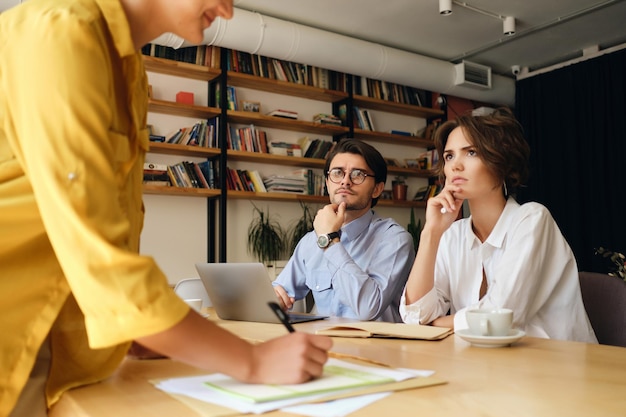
[{"xmin": 324, "ymin": 138, "xmax": 387, "ymax": 207}]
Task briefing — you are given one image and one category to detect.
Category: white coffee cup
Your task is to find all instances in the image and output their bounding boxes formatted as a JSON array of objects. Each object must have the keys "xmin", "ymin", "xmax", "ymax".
[
  {"xmin": 184, "ymin": 298, "xmax": 202, "ymax": 312},
  {"xmin": 466, "ymin": 308, "xmax": 513, "ymax": 337}
]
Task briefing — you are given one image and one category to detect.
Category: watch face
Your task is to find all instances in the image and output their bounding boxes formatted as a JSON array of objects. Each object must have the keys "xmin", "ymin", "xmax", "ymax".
[{"xmin": 317, "ymin": 234, "xmax": 330, "ymax": 248}]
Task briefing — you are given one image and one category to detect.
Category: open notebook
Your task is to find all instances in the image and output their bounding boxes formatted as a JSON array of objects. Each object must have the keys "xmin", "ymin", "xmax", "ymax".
[
  {"xmin": 316, "ymin": 322, "xmax": 453, "ymax": 340},
  {"xmin": 195, "ymin": 262, "xmax": 327, "ymax": 324}
]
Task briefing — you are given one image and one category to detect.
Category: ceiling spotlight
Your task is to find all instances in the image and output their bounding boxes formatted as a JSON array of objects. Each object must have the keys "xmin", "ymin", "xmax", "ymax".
[
  {"xmin": 503, "ymin": 16, "xmax": 515, "ymax": 36},
  {"xmin": 439, "ymin": 0, "xmax": 452, "ymax": 15}
]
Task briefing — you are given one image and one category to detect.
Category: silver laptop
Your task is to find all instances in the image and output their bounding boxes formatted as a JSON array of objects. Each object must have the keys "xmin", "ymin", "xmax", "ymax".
[{"xmin": 195, "ymin": 262, "xmax": 327, "ymax": 324}]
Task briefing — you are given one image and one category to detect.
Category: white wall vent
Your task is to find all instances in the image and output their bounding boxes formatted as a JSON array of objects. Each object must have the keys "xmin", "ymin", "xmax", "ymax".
[{"xmin": 454, "ymin": 60, "xmax": 492, "ymax": 89}]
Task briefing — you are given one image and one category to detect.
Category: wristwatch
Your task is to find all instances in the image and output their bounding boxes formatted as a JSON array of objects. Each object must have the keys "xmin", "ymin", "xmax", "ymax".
[{"xmin": 317, "ymin": 231, "xmax": 341, "ymax": 249}]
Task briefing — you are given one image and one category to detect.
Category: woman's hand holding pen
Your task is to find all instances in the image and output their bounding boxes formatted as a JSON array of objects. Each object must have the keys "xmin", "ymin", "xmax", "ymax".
[{"xmin": 249, "ymin": 331, "xmax": 332, "ymax": 383}]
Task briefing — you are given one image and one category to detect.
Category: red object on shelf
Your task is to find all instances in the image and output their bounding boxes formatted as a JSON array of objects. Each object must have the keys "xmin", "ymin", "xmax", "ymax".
[{"xmin": 176, "ymin": 91, "xmax": 194, "ymax": 105}]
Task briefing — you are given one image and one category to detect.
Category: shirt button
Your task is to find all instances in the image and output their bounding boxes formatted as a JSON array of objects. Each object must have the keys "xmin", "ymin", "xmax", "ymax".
[
  {"xmin": 67, "ymin": 172, "xmax": 77, "ymax": 181},
  {"xmin": 316, "ymin": 285, "xmax": 320, "ymax": 289}
]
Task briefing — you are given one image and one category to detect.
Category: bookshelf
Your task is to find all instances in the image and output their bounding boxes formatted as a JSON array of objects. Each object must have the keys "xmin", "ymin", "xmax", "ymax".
[{"xmin": 143, "ymin": 48, "xmax": 443, "ymax": 262}]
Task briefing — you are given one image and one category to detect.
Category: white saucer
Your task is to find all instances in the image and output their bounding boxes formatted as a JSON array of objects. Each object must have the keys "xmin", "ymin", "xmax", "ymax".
[{"xmin": 456, "ymin": 329, "xmax": 525, "ymax": 348}]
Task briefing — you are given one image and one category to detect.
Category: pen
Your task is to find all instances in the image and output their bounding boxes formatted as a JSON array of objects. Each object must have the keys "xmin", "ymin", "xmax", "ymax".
[{"xmin": 268, "ymin": 301, "xmax": 296, "ymax": 333}]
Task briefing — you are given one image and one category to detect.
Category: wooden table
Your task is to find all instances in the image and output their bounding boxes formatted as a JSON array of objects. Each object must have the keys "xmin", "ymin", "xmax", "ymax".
[{"xmin": 50, "ymin": 311, "xmax": 626, "ymax": 417}]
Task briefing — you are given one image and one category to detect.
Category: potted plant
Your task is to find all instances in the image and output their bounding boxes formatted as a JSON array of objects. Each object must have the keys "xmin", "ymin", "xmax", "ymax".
[
  {"xmin": 247, "ymin": 203, "xmax": 286, "ymax": 265},
  {"xmin": 392, "ymin": 175, "xmax": 408, "ymax": 200},
  {"xmin": 594, "ymin": 247, "xmax": 626, "ymax": 282},
  {"xmin": 407, "ymin": 207, "xmax": 423, "ymax": 250},
  {"xmin": 287, "ymin": 201, "xmax": 316, "ymax": 256}
]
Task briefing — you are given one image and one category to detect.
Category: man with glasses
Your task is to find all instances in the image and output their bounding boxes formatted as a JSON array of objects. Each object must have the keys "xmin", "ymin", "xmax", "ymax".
[{"xmin": 273, "ymin": 139, "xmax": 415, "ymax": 322}]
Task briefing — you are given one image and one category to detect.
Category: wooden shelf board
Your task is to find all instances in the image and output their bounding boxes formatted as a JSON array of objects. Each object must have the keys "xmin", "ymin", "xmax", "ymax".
[
  {"xmin": 228, "ymin": 71, "xmax": 349, "ymax": 102},
  {"xmin": 143, "ymin": 185, "xmax": 221, "ymax": 198},
  {"xmin": 148, "ymin": 142, "xmax": 221, "ymax": 158},
  {"xmin": 143, "ymin": 186, "xmax": 429, "ymax": 207},
  {"xmin": 388, "ymin": 166, "xmax": 433, "ymax": 179},
  {"xmin": 377, "ymin": 199, "xmax": 428, "ymax": 208},
  {"xmin": 353, "ymin": 95, "xmax": 444, "ymax": 118},
  {"xmin": 227, "ymin": 150, "xmax": 326, "ymax": 168},
  {"xmin": 353, "ymin": 129, "xmax": 435, "ymax": 148},
  {"xmin": 148, "ymin": 99, "xmax": 221, "ymax": 119},
  {"xmin": 227, "ymin": 190, "xmax": 428, "ymax": 207},
  {"xmin": 226, "ymin": 191, "xmax": 329, "ymax": 204},
  {"xmin": 143, "ymin": 56, "xmax": 221, "ymax": 81},
  {"xmin": 228, "ymin": 111, "xmax": 350, "ymax": 135}
]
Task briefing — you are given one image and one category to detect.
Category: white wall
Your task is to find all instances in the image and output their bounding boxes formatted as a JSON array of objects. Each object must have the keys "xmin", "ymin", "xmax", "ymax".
[{"xmin": 140, "ymin": 70, "xmax": 427, "ymax": 285}]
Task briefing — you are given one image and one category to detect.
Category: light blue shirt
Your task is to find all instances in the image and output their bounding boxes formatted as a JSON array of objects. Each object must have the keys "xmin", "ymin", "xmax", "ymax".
[{"xmin": 274, "ymin": 210, "xmax": 415, "ymax": 322}]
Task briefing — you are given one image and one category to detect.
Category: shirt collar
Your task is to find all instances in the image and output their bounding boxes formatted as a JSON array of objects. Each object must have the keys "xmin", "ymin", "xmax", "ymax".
[
  {"xmin": 465, "ymin": 197, "xmax": 520, "ymax": 249},
  {"xmin": 96, "ymin": 0, "xmax": 136, "ymax": 57},
  {"xmin": 340, "ymin": 209, "xmax": 376, "ymax": 242}
]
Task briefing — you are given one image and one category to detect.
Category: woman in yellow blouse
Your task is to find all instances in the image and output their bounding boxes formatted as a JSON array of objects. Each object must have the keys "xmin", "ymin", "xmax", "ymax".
[{"xmin": 0, "ymin": 1, "xmax": 332, "ymax": 416}]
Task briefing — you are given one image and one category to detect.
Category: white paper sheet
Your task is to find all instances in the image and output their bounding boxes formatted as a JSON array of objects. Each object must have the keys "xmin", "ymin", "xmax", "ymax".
[{"xmin": 154, "ymin": 359, "xmax": 433, "ymax": 415}]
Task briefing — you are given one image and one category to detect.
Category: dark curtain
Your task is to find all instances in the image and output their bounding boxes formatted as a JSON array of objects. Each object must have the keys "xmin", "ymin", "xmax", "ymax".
[{"xmin": 515, "ymin": 49, "xmax": 626, "ymax": 273}]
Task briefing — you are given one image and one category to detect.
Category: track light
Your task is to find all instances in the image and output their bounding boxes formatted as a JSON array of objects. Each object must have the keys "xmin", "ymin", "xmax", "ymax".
[
  {"xmin": 503, "ymin": 16, "xmax": 515, "ymax": 36},
  {"xmin": 439, "ymin": 0, "xmax": 452, "ymax": 15}
]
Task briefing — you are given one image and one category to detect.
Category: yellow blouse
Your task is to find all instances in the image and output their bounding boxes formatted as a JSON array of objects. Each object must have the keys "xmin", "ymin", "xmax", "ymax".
[{"xmin": 0, "ymin": 0, "xmax": 188, "ymax": 414}]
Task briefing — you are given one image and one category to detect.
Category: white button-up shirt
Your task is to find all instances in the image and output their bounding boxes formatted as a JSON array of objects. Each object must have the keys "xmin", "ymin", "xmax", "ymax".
[{"xmin": 401, "ymin": 198, "xmax": 597, "ymax": 343}]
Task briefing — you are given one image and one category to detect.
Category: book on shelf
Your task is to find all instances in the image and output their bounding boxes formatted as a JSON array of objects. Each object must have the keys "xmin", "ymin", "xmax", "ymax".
[
  {"xmin": 414, "ymin": 182, "xmax": 443, "ymax": 201},
  {"xmin": 299, "ymin": 138, "xmax": 333, "ymax": 159},
  {"xmin": 143, "ymin": 180, "xmax": 171, "ymax": 187},
  {"xmin": 149, "ymin": 134, "xmax": 166, "ymax": 142},
  {"xmin": 143, "ymin": 162, "xmax": 171, "ymax": 185},
  {"xmin": 223, "ymin": 167, "xmax": 266, "ymax": 192},
  {"xmin": 266, "ymin": 109, "xmax": 298, "ymax": 119},
  {"xmin": 417, "ymin": 149, "xmax": 438, "ymax": 170},
  {"xmin": 227, "ymin": 124, "xmax": 268, "ymax": 153},
  {"xmin": 159, "ymin": 120, "xmax": 217, "ymax": 148},
  {"xmin": 197, "ymin": 160, "xmax": 217, "ymax": 189},
  {"xmin": 390, "ymin": 129, "xmax": 412, "ymax": 136},
  {"xmin": 247, "ymin": 170, "xmax": 267, "ymax": 193},
  {"xmin": 227, "ymin": 86, "xmax": 237, "ymax": 111},
  {"xmin": 268, "ymin": 141, "xmax": 302, "ymax": 157},
  {"xmin": 313, "ymin": 113, "xmax": 342, "ymax": 126},
  {"xmin": 156, "ymin": 161, "xmax": 216, "ymax": 189},
  {"xmin": 263, "ymin": 171, "xmax": 307, "ymax": 194},
  {"xmin": 352, "ymin": 106, "xmax": 374, "ymax": 131},
  {"xmin": 362, "ymin": 109, "xmax": 375, "ymax": 131}
]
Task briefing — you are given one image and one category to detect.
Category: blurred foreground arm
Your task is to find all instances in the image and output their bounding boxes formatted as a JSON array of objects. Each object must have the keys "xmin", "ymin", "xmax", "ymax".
[{"xmin": 135, "ymin": 310, "xmax": 333, "ymax": 384}]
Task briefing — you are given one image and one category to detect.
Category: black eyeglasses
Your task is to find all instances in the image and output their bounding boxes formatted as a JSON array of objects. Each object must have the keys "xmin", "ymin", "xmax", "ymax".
[{"xmin": 326, "ymin": 168, "xmax": 373, "ymax": 185}]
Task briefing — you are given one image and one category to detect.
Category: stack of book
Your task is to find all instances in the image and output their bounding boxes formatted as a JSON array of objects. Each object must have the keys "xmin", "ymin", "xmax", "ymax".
[
  {"xmin": 266, "ymin": 109, "xmax": 298, "ymax": 119},
  {"xmin": 143, "ymin": 162, "xmax": 171, "ymax": 186},
  {"xmin": 313, "ymin": 113, "xmax": 342, "ymax": 126},
  {"xmin": 264, "ymin": 171, "xmax": 307, "ymax": 194},
  {"xmin": 268, "ymin": 141, "xmax": 302, "ymax": 157}
]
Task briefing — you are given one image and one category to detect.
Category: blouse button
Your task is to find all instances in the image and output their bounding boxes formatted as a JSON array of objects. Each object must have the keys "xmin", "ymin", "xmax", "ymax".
[{"xmin": 67, "ymin": 172, "xmax": 77, "ymax": 181}]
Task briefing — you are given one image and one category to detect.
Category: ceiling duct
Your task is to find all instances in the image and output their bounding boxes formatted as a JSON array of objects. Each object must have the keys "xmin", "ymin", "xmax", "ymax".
[
  {"xmin": 151, "ymin": 8, "xmax": 514, "ymax": 106},
  {"xmin": 454, "ymin": 61, "xmax": 492, "ymax": 89}
]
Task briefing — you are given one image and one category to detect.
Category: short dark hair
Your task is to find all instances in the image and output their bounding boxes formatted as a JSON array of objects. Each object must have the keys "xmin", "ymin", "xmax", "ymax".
[
  {"xmin": 432, "ymin": 107, "xmax": 530, "ymax": 196},
  {"xmin": 324, "ymin": 138, "xmax": 387, "ymax": 207}
]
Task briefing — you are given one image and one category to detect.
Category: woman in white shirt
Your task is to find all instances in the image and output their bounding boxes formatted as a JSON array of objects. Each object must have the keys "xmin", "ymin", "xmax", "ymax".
[{"xmin": 400, "ymin": 108, "xmax": 596, "ymax": 343}]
